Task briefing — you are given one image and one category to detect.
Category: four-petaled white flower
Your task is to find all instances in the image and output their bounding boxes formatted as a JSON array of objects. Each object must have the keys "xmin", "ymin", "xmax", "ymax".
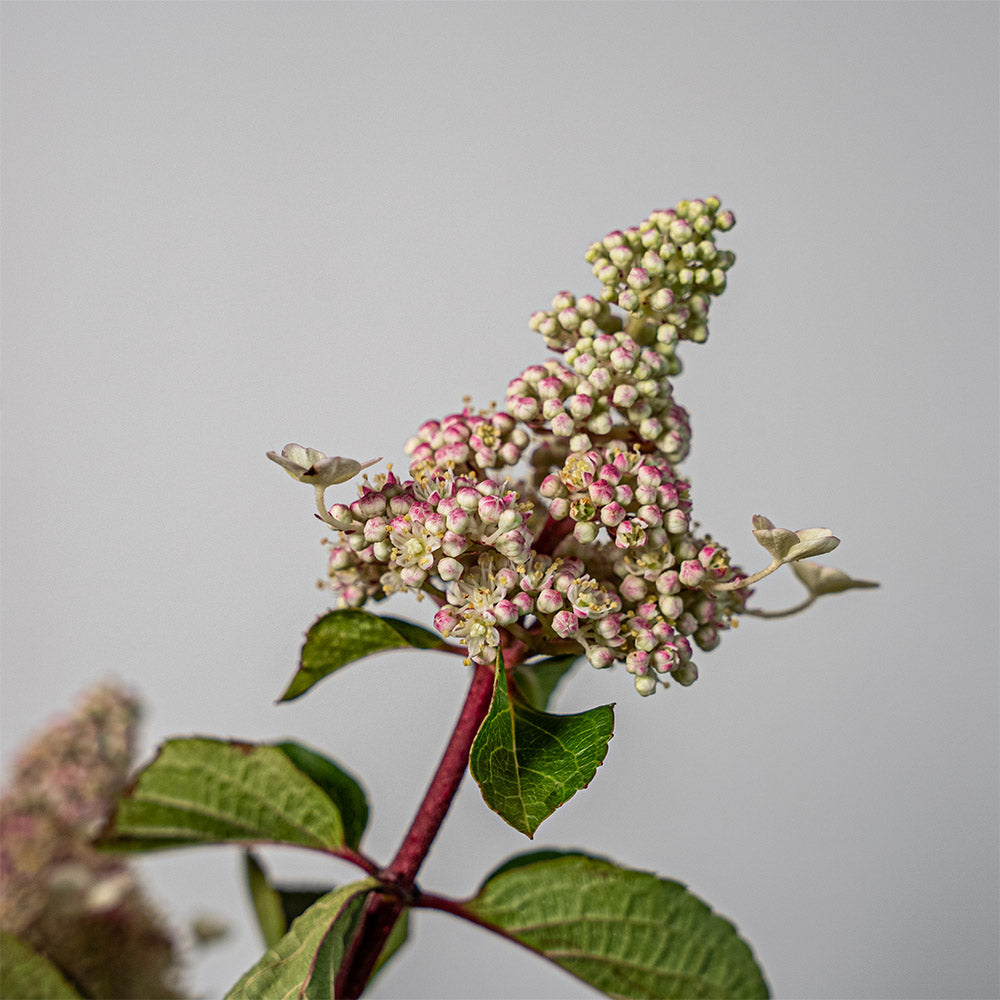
[
  {"xmin": 267, "ymin": 444, "xmax": 381, "ymax": 487},
  {"xmin": 751, "ymin": 514, "xmax": 840, "ymax": 564}
]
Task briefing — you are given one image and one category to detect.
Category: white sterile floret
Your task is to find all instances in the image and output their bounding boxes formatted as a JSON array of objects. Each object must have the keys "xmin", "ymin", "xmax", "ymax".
[
  {"xmin": 751, "ymin": 514, "xmax": 839, "ymax": 564},
  {"xmin": 266, "ymin": 444, "xmax": 381, "ymax": 487},
  {"xmin": 792, "ymin": 561, "xmax": 879, "ymax": 596}
]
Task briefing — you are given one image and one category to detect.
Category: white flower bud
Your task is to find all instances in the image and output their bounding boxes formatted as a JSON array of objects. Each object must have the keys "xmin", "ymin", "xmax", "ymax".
[{"xmin": 634, "ymin": 674, "xmax": 657, "ymax": 696}]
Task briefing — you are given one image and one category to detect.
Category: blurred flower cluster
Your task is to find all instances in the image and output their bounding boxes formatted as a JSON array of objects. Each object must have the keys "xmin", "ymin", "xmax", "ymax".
[{"xmin": 0, "ymin": 685, "xmax": 183, "ymax": 998}]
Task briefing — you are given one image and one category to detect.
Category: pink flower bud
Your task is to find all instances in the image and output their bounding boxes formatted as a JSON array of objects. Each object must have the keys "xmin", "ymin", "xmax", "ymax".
[
  {"xmin": 551, "ymin": 610, "xmax": 580, "ymax": 638},
  {"xmin": 494, "ymin": 600, "xmax": 519, "ymax": 626},
  {"xmin": 328, "ymin": 503, "xmax": 355, "ymax": 525},
  {"xmin": 695, "ymin": 625, "xmax": 720, "ymax": 650},
  {"xmin": 400, "ymin": 566, "xmax": 427, "ymax": 587},
  {"xmin": 538, "ymin": 376, "xmax": 564, "ymax": 401},
  {"xmin": 679, "ymin": 560, "xmax": 706, "ymax": 587},
  {"xmin": 566, "ymin": 394, "xmax": 595, "ymax": 419},
  {"xmin": 635, "ymin": 484, "xmax": 658, "ymax": 505},
  {"xmin": 626, "ymin": 650, "xmax": 650, "ymax": 674},
  {"xmin": 441, "ymin": 531, "xmax": 468, "ymax": 558},
  {"xmin": 665, "ymin": 508, "xmax": 688, "ymax": 533},
  {"xmin": 636, "ymin": 504, "xmax": 661, "ymax": 527},
  {"xmin": 608, "ymin": 245, "xmax": 633, "ymax": 270},
  {"xmin": 446, "ymin": 508, "xmax": 471, "ymax": 534},
  {"xmin": 600, "ymin": 502, "xmax": 627, "ymax": 527},
  {"xmin": 508, "ymin": 396, "xmax": 539, "ymax": 421},
  {"xmin": 541, "ymin": 398, "xmax": 564, "ymax": 420},
  {"xmin": 634, "ymin": 627, "xmax": 657, "ymax": 652},
  {"xmin": 495, "ymin": 529, "xmax": 532, "ymax": 561},
  {"xmin": 676, "ymin": 612, "xmax": 698, "ymax": 635},
  {"xmin": 595, "ymin": 613, "xmax": 624, "ymax": 640},
  {"xmin": 512, "ymin": 592, "xmax": 534, "ymax": 615},
  {"xmin": 537, "ymin": 589, "xmax": 564, "ymax": 614},
  {"xmin": 620, "ymin": 575, "xmax": 647, "ymax": 602},
  {"xmin": 658, "ymin": 595, "xmax": 684, "ymax": 620},
  {"xmin": 589, "ymin": 480, "xmax": 615, "ymax": 506},
  {"xmin": 587, "ymin": 411, "xmax": 613, "ymax": 435},
  {"xmin": 434, "ymin": 607, "xmax": 460, "ymax": 634},
  {"xmin": 329, "ymin": 546, "xmax": 353, "ymax": 570},
  {"xmin": 351, "ymin": 493, "xmax": 386, "ymax": 519},
  {"xmin": 584, "ymin": 646, "xmax": 616, "ymax": 670},
  {"xmin": 437, "ymin": 558, "xmax": 464, "ymax": 582},
  {"xmin": 455, "ymin": 487, "xmax": 480, "ymax": 512},
  {"xmin": 549, "ymin": 497, "xmax": 571, "ymax": 519},
  {"xmin": 496, "ymin": 509, "xmax": 522, "ymax": 534},
  {"xmin": 363, "ymin": 516, "xmax": 389, "ymax": 543},
  {"xmin": 540, "ymin": 474, "xmax": 566, "ymax": 499},
  {"xmin": 551, "ymin": 413, "xmax": 575, "ymax": 436}
]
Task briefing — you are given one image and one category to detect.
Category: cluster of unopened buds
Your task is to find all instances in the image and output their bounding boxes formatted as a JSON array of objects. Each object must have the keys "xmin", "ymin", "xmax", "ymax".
[{"xmin": 269, "ymin": 198, "xmax": 876, "ymax": 695}]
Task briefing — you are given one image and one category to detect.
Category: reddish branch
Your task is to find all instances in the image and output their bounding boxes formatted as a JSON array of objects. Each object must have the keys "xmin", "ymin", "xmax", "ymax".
[{"xmin": 334, "ymin": 658, "xmax": 498, "ymax": 997}]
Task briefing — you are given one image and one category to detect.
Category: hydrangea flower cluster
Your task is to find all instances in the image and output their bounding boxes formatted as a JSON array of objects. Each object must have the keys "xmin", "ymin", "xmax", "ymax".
[{"xmin": 275, "ymin": 198, "xmax": 776, "ymax": 696}]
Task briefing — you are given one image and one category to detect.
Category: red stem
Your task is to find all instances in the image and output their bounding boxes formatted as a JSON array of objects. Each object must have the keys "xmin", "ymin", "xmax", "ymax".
[
  {"xmin": 334, "ymin": 659, "xmax": 497, "ymax": 997},
  {"xmin": 385, "ymin": 660, "xmax": 495, "ymax": 882}
]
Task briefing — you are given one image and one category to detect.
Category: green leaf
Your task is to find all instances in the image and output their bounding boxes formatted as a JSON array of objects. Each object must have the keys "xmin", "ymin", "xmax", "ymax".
[
  {"xmin": 469, "ymin": 662, "xmax": 614, "ymax": 838},
  {"xmin": 100, "ymin": 738, "xmax": 349, "ymax": 853},
  {"xmin": 280, "ymin": 610, "xmax": 446, "ymax": 701},
  {"xmin": 241, "ymin": 854, "xmax": 409, "ymax": 988},
  {"xmin": 245, "ymin": 852, "xmax": 289, "ymax": 948},
  {"xmin": 511, "ymin": 654, "xmax": 581, "ymax": 711},
  {"xmin": 279, "ymin": 887, "xmax": 336, "ymax": 930},
  {"xmin": 464, "ymin": 852, "xmax": 770, "ymax": 999},
  {"xmin": 225, "ymin": 881, "xmax": 374, "ymax": 1000},
  {"xmin": 275, "ymin": 741, "xmax": 369, "ymax": 849},
  {"xmin": 0, "ymin": 933, "xmax": 83, "ymax": 999}
]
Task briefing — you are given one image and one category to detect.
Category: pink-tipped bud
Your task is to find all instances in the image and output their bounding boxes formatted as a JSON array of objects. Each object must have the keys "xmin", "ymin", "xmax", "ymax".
[
  {"xmin": 551, "ymin": 610, "xmax": 580, "ymax": 638},
  {"xmin": 626, "ymin": 650, "xmax": 650, "ymax": 674},
  {"xmin": 363, "ymin": 516, "xmax": 389, "ymax": 543},
  {"xmin": 494, "ymin": 600, "xmax": 519, "ymax": 627},
  {"xmin": 636, "ymin": 504, "xmax": 661, "ymax": 527},
  {"xmin": 665, "ymin": 508, "xmax": 688, "ymax": 534},
  {"xmin": 549, "ymin": 497, "xmax": 571, "ymax": 519},
  {"xmin": 679, "ymin": 560, "xmax": 706, "ymax": 587},
  {"xmin": 537, "ymin": 589, "xmax": 564, "ymax": 614},
  {"xmin": 600, "ymin": 502, "xmax": 627, "ymax": 527},
  {"xmin": 620, "ymin": 575, "xmax": 647, "ymax": 602},
  {"xmin": 551, "ymin": 412, "xmax": 576, "ymax": 436},
  {"xmin": 589, "ymin": 480, "xmax": 615, "ymax": 506},
  {"xmin": 566, "ymin": 394, "xmax": 595, "ymax": 420},
  {"xmin": 507, "ymin": 396, "xmax": 539, "ymax": 421},
  {"xmin": 434, "ymin": 607, "xmax": 460, "ymax": 635},
  {"xmin": 441, "ymin": 531, "xmax": 468, "ymax": 558},
  {"xmin": 587, "ymin": 646, "xmax": 616, "ymax": 669},
  {"xmin": 436, "ymin": 557, "xmax": 464, "ymax": 582},
  {"xmin": 512, "ymin": 592, "xmax": 534, "ymax": 616},
  {"xmin": 658, "ymin": 594, "xmax": 684, "ymax": 620}
]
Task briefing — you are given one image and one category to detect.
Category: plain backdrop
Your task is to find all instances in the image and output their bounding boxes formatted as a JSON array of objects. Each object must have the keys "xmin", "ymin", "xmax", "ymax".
[{"xmin": 2, "ymin": 3, "xmax": 997, "ymax": 999}]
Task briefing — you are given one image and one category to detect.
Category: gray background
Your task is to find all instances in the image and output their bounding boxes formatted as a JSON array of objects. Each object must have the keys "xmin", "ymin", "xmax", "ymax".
[{"xmin": 2, "ymin": 3, "xmax": 997, "ymax": 998}]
